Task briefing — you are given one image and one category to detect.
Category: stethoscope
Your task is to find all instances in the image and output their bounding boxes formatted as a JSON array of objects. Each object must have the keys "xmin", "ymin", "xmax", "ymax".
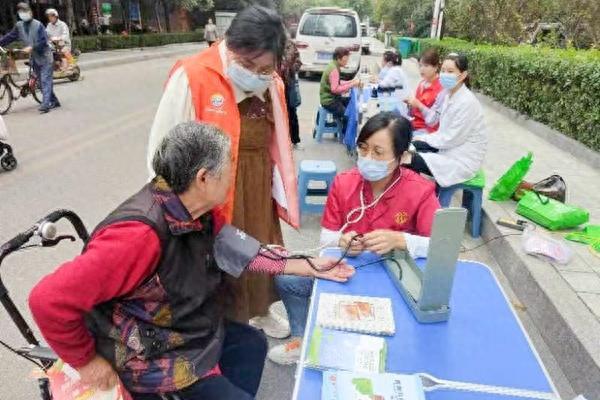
[{"xmin": 282, "ymin": 167, "xmax": 404, "ymax": 256}]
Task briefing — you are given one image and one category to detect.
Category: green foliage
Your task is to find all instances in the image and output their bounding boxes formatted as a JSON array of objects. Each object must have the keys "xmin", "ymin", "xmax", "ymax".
[
  {"xmin": 420, "ymin": 38, "xmax": 600, "ymax": 151},
  {"xmin": 282, "ymin": 0, "xmax": 374, "ymax": 19},
  {"xmin": 72, "ymin": 32, "xmax": 203, "ymax": 53},
  {"xmin": 374, "ymin": 0, "xmax": 432, "ymax": 37},
  {"xmin": 444, "ymin": 0, "xmax": 599, "ymax": 48}
]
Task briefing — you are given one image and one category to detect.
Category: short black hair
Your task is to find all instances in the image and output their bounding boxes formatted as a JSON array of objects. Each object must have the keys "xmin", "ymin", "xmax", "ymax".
[
  {"xmin": 383, "ymin": 50, "xmax": 401, "ymax": 66},
  {"xmin": 333, "ymin": 47, "xmax": 350, "ymax": 60},
  {"xmin": 225, "ymin": 5, "xmax": 286, "ymax": 65},
  {"xmin": 444, "ymin": 52, "xmax": 468, "ymax": 72},
  {"xmin": 17, "ymin": 2, "xmax": 31, "ymax": 11},
  {"xmin": 444, "ymin": 52, "xmax": 470, "ymax": 87},
  {"xmin": 357, "ymin": 112, "xmax": 413, "ymax": 159}
]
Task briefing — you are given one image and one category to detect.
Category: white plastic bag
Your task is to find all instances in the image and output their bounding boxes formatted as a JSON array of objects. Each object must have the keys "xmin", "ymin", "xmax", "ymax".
[
  {"xmin": 0, "ymin": 115, "xmax": 9, "ymax": 141},
  {"xmin": 521, "ymin": 225, "xmax": 573, "ymax": 264}
]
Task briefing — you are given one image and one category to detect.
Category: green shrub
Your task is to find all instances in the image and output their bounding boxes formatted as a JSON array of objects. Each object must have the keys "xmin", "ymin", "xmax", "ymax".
[
  {"xmin": 419, "ymin": 38, "xmax": 600, "ymax": 152},
  {"xmin": 72, "ymin": 31, "xmax": 203, "ymax": 53}
]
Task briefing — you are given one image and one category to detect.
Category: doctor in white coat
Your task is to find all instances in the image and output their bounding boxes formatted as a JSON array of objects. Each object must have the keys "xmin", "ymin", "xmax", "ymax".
[{"xmin": 405, "ymin": 53, "xmax": 487, "ymax": 187}]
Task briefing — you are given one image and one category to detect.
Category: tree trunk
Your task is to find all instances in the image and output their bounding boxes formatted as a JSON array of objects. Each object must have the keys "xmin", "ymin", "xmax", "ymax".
[
  {"xmin": 162, "ymin": 0, "xmax": 172, "ymax": 33},
  {"xmin": 65, "ymin": 0, "xmax": 76, "ymax": 31},
  {"xmin": 155, "ymin": 1, "xmax": 163, "ymax": 33}
]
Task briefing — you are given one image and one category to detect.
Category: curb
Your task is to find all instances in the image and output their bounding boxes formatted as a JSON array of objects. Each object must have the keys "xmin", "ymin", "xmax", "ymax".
[
  {"xmin": 78, "ymin": 45, "xmax": 203, "ymax": 71},
  {"xmin": 480, "ymin": 203, "xmax": 600, "ymax": 399},
  {"xmin": 15, "ymin": 44, "xmax": 203, "ymax": 76},
  {"xmin": 475, "ymin": 93, "xmax": 599, "ymax": 171}
]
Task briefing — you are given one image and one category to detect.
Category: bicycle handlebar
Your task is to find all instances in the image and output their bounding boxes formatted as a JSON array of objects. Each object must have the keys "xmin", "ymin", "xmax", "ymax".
[{"xmin": 0, "ymin": 210, "xmax": 89, "ymax": 262}]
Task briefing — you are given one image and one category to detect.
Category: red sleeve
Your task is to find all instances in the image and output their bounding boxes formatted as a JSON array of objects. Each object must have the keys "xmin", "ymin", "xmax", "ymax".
[
  {"xmin": 329, "ymin": 68, "xmax": 353, "ymax": 95},
  {"xmin": 247, "ymin": 247, "xmax": 287, "ymax": 274},
  {"xmin": 28, "ymin": 221, "xmax": 161, "ymax": 368},
  {"xmin": 415, "ymin": 185, "xmax": 440, "ymax": 236},
  {"xmin": 321, "ymin": 176, "xmax": 344, "ymax": 231}
]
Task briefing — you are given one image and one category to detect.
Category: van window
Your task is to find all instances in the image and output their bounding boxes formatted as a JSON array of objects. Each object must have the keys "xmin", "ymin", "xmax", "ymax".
[{"xmin": 300, "ymin": 13, "xmax": 357, "ymax": 38}]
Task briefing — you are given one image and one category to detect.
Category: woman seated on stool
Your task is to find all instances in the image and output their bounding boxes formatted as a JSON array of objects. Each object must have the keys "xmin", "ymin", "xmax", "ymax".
[
  {"xmin": 373, "ymin": 50, "xmax": 408, "ymax": 92},
  {"xmin": 320, "ymin": 47, "xmax": 361, "ymax": 133},
  {"xmin": 404, "ymin": 53, "xmax": 488, "ymax": 188},
  {"xmin": 267, "ymin": 112, "xmax": 440, "ymax": 365},
  {"xmin": 404, "ymin": 48, "xmax": 446, "ymax": 137}
]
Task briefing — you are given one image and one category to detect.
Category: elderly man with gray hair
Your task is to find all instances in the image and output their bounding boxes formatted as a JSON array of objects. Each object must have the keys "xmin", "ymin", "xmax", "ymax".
[{"xmin": 28, "ymin": 121, "xmax": 354, "ymax": 400}]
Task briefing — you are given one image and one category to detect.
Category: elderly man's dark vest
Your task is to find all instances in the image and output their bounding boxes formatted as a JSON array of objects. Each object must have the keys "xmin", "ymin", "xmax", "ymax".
[{"xmin": 85, "ymin": 184, "xmax": 224, "ymax": 394}]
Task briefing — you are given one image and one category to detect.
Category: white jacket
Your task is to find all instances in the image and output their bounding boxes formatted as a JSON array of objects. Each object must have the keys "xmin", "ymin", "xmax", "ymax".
[
  {"xmin": 46, "ymin": 19, "xmax": 71, "ymax": 49},
  {"xmin": 0, "ymin": 115, "xmax": 9, "ymax": 141},
  {"xmin": 418, "ymin": 85, "xmax": 487, "ymax": 187}
]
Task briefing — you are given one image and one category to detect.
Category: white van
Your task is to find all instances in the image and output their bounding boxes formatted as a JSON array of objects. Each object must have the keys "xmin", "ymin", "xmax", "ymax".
[{"xmin": 295, "ymin": 7, "xmax": 362, "ymax": 77}]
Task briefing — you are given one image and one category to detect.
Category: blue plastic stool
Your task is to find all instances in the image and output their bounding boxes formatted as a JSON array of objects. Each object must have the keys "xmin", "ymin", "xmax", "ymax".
[
  {"xmin": 438, "ymin": 183, "xmax": 483, "ymax": 238},
  {"xmin": 298, "ymin": 160, "xmax": 337, "ymax": 214},
  {"xmin": 314, "ymin": 106, "xmax": 343, "ymax": 143}
]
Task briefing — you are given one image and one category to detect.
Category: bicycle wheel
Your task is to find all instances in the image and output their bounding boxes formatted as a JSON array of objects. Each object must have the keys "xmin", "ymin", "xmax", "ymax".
[
  {"xmin": 0, "ymin": 78, "xmax": 13, "ymax": 115},
  {"xmin": 30, "ymin": 78, "xmax": 42, "ymax": 105}
]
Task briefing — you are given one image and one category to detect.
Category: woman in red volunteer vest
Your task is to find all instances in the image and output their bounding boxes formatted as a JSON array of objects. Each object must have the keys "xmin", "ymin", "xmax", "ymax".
[
  {"xmin": 405, "ymin": 48, "xmax": 446, "ymax": 136},
  {"xmin": 147, "ymin": 6, "xmax": 298, "ymax": 333},
  {"xmin": 267, "ymin": 112, "xmax": 441, "ymax": 365}
]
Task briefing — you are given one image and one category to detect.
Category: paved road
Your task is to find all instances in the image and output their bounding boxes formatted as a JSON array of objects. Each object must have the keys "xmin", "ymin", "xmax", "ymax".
[{"xmin": 0, "ymin": 48, "xmax": 574, "ymax": 399}]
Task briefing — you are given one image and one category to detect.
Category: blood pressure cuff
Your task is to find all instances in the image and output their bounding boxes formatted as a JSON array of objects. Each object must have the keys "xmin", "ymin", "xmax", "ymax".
[{"xmin": 213, "ymin": 224, "xmax": 261, "ymax": 278}]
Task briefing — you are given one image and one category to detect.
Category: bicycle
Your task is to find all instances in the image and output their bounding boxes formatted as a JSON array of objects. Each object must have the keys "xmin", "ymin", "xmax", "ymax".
[
  {"xmin": 0, "ymin": 210, "xmax": 90, "ymax": 399},
  {"xmin": 0, "ymin": 46, "xmax": 43, "ymax": 115}
]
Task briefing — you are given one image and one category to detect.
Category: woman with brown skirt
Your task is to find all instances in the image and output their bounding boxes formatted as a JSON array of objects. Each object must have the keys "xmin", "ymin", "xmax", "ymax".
[{"xmin": 147, "ymin": 6, "xmax": 300, "ymax": 333}]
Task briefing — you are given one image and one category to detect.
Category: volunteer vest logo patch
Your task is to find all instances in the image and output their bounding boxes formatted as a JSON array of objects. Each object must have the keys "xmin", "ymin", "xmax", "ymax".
[
  {"xmin": 210, "ymin": 93, "xmax": 225, "ymax": 109},
  {"xmin": 394, "ymin": 211, "xmax": 409, "ymax": 225}
]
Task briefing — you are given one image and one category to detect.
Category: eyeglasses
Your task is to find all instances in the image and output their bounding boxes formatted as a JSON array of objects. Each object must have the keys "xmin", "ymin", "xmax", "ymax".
[{"xmin": 232, "ymin": 55, "xmax": 276, "ymax": 75}]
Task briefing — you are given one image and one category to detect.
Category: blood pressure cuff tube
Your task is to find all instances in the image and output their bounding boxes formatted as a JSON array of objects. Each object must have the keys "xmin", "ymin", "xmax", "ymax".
[{"xmin": 213, "ymin": 224, "xmax": 261, "ymax": 278}]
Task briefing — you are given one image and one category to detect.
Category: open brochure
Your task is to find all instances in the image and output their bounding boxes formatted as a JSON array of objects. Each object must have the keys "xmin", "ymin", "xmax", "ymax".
[
  {"xmin": 316, "ymin": 293, "xmax": 395, "ymax": 336},
  {"xmin": 46, "ymin": 360, "xmax": 131, "ymax": 400},
  {"xmin": 306, "ymin": 327, "xmax": 387, "ymax": 373},
  {"xmin": 322, "ymin": 370, "xmax": 426, "ymax": 400}
]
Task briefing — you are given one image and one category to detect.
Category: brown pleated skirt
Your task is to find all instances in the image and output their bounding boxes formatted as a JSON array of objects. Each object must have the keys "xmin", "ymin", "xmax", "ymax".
[{"xmin": 226, "ymin": 95, "xmax": 283, "ymax": 323}]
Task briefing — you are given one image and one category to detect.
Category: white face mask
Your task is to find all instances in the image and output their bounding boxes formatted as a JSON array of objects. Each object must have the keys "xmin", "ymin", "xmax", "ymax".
[
  {"xmin": 227, "ymin": 61, "xmax": 272, "ymax": 95},
  {"xmin": 18, "ymin": 11, "xmax": 32, "ymax": 22}
]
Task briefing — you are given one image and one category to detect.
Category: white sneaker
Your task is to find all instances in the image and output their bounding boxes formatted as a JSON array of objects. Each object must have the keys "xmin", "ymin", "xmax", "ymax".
[
  {"xmin": 293, "ymin": 143, "xmax": 305, "ymax": 151},
  {"xmin": 268, "ymin": 338, "xmax": 302, "ymax": 365},
  {"xmin": 269, "ymin": 300, "xmax": 289, "ymax": 324}
]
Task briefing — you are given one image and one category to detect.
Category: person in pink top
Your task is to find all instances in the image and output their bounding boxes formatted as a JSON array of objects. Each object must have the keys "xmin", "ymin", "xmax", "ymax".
[{"xmin": 319, "ymin": 47, "xmax": 361, "ymax": 134}]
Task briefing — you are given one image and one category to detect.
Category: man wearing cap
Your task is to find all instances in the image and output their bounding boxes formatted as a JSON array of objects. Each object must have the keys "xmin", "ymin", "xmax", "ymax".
[
  {"xmin": 45, "ymin": 8, "xmax": 73, "ymax": 72},
  {"xmin": 0, "ymin": 2, "xmax": 60, "ymax": 113}
]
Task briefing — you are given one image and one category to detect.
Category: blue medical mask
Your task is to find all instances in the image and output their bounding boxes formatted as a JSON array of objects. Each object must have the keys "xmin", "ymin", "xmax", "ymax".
[
  {"xmin": 18, "ymin": 11, "xmax": 32, "ymax": 22},
  {"xmin": 357, "ymin": 156, "xmax": 395, "ymax": 182},
  {"xmin": 227, "ymin": 62, "xmax": 272, "ymax": 95},
  {"xmin": 439, "ymin": 72, "xmax": 459, "ymax": 90}
]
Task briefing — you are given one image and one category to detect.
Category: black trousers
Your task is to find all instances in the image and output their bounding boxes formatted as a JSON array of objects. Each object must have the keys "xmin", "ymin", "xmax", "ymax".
[
  {"xmin": 287, "ymin": 104, "xmax": 300, "ymax": 144},
  {"xmin": 406, "ymin": 141, "xmax": 439, "ymax": 176},
  {"xmin": 131, "ymin": 321, "xmax": 267, "ymax": 400},
  {"xmin": 323, "ymin": 97, "xmax": 350, "ymax": 136}
]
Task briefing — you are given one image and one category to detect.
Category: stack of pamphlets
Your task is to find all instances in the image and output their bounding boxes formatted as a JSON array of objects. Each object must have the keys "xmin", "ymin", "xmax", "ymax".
[
  {"xmin": 316, "ymin": 293, "xmax": 395, "ymax": 336},
  {"xmin": 322, "ymin": 370, "xmax": 426, "ymax": 400},
  {"xmin": 306, "ymin": 327, "xmax": 387, "ymax": 373}
]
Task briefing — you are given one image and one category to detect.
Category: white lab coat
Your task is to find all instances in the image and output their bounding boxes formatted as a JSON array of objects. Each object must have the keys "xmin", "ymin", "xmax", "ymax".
[
  {"xmin": 379, "ymin": 65, "xmax": 408, "ymax": 90},
  {"xmin": 417, "ymin": 85, "xmax": 487, "ymax": 187}
]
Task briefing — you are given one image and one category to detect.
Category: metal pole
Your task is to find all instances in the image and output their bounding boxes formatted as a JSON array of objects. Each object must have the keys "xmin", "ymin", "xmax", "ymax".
[
  {"xmin": 436, "ymin": 0, "xmax": 446, "ymax": 39},
  {"xmin": 430, "ymin": 0, "xmax": 442, "ymax": 38}
]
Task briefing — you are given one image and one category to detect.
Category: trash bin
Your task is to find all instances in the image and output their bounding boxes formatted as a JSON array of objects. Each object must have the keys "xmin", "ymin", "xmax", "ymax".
[{"xmin": 398, "ymin": 37, "xmax": 412, "ymax": 58}]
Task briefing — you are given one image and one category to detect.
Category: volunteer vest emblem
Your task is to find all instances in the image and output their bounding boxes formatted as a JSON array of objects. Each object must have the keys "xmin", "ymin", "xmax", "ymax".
[
  {"xmin": 394, "ymin": 211, "xmax": 408, "ymax": 225},
  {"xmin": 210, "ymin": 93, "xmax": 225, "ymax": 109}
]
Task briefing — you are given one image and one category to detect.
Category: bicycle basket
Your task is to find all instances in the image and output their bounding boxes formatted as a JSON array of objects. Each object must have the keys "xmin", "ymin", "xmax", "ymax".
[{"xmin": 0, "ymin": 53, "xmax": 18, "ymax": 75}]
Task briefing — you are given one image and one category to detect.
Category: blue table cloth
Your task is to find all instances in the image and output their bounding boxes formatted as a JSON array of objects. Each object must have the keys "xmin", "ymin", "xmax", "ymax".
[{"xmin": 292, "ymin": 250, "xmax": 557, "ymax": 400}]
